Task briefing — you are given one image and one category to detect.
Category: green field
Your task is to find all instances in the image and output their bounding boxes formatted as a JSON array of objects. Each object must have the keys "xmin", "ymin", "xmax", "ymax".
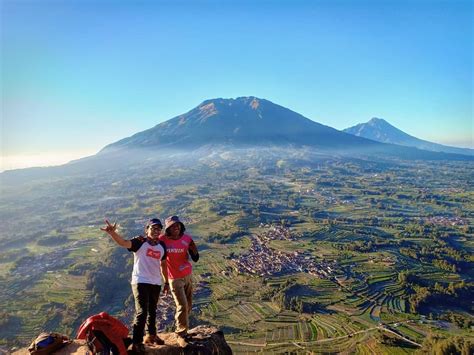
[{"xmin": 1, "ymin": 152, "xmax": 473, "ymax": 353}]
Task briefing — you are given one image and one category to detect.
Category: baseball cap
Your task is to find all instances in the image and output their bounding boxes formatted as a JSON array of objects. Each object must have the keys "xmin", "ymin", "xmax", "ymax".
[{"xmin": 146, "ymin": 218, "xmax": 163, "ymax": 228}]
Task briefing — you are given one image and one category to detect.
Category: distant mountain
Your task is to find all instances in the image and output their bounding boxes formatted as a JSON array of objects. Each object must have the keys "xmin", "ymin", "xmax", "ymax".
[
  {"xmin": 344, "ymin": 118, "xmax": 473, "ymax": 156},
  {"xmin": 101, "ymin": 97, "xmax": 378, "ymax": 152},
  {"xmin": 2, "ymin": 98, "xmax": 472, "ymax": 184}
]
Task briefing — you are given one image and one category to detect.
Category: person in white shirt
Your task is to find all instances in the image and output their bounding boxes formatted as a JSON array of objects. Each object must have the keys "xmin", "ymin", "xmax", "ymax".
[{"xmin": 101, "ymin": 218, "xmax": 167, "ymax": 353}]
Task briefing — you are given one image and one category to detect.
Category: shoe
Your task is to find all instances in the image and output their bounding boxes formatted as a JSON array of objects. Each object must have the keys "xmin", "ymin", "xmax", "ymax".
[
  {"xmin": 176, "ymin": 333, "xmax": 188, "ymax": 348},
  {"xmin": 144, "ymin": 334, "xmax": 165, "ymax": 345},
  {"xmin": 144, "ymin": 334, "xmax": 155, "ymax": 344},
  {"xmin": 131, "ymin": 343, "xmax": 145, "ymax": 353},
  {"xmin": 154, "ymin": 335, "xmax": 165, "ymax": 345}
]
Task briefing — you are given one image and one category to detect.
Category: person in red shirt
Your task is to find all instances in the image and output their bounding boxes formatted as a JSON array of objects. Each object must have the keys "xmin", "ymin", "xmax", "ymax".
[{"xmin": 159, "ymin": 216, "xmax": 199, "ymax": 348}]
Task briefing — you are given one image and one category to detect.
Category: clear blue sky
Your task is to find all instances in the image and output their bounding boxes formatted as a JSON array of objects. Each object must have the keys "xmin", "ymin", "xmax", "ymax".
[{"xmin": 2, "ymin": 0, "xmax": 473, "ymax": 170}]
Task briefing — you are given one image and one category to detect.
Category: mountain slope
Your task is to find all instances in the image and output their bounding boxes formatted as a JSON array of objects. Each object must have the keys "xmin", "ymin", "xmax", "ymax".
[
  {"xmin": 344, "ymin": 118, "xmax": 473, "ymax": 156},
  {"xmin": 2, "ymin": 99, "xmax": 472, "ymax": 185},
  {"xmin": 101, "ymin": 97, "xmax": 378, "ymax": 152}
]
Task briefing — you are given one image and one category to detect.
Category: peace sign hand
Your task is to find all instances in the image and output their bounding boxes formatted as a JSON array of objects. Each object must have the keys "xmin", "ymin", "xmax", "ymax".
[{"xmin": 100, "ymin": 219, "xmax": 117, "ymax": 234}]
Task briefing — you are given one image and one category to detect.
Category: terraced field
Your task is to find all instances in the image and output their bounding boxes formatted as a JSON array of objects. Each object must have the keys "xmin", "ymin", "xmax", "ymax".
[{"xmin": 2, "ymin": 155, "xmax": 472, "ymax": 354}]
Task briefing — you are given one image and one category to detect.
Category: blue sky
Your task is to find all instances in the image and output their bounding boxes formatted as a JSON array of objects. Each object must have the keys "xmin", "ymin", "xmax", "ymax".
[{"xmin": 1, "ymin": 0, "xmax": 472, "ymax": 170}]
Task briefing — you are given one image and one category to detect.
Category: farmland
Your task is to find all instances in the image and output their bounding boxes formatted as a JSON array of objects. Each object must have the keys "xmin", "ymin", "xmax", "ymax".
[{"xmin": 1, "ymin": 149, "xmax": 473, "ymax": 353}]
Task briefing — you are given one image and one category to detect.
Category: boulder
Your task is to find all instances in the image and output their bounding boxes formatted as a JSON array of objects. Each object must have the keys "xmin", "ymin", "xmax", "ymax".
[{"xmin": 12, "ymin": 326, "xmax": 232, "ymax": 354}]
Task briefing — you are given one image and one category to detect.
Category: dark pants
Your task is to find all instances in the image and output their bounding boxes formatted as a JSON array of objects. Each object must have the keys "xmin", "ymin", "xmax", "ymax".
[{"xmin": 131, "ymin": 283, "xmax": 161, "ymax": 344}]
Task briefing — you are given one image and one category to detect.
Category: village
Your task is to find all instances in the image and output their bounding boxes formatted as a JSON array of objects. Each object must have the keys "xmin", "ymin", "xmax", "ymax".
[
  {"xmin": 425, "ymin": 215, "xmax": 467, "ymax": 226},
  {"xmin": 233, "ymin": 224, "xmax": 336, "ymax": 278},
  {"xmin": 7, "ymin": 239, "xmax": 93, "ymax": 293}
]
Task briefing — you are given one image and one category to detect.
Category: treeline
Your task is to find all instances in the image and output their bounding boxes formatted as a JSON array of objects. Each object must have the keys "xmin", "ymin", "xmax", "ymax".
[
  {"xmin": 333, "ymin": 238, "xmax": 408, "ymax": 253},
  {"xmin": 334, "ymin": 240, "xmax": 375, "ymax": 252},
  {"xmin": 396, "ymin": 222, "xmax": 470, "ymax": 241},
  {"xmin": 257, "ymin": 279, "xmax": 297, "ymax": 311},
  {"xmin": 399, "ymin": 248, "xmax": 458, "ymax": 272},
  {"xmin": 399, "ymin": 235, "xmax": 472, "ymax": 273},
  {"xmin": 438, "ymin": 312, "xmax": 473, "ymax": 330},
  {"xmin": 375, "ymin": 330, "xmax": 414, "ymax": 348},
  {"xmin": 204, "ymin": 230, "xmax": 246, "ymax": 244},
  {"xmin": 85, "ymin": 247, "xmax": 131, "ymax": 309},
  {"xmin": 256, "ymin": 280, "xmax": 320, "ymax": 313},
  {"xmin": 419, "ymin": 335, "xmax": 473, "ymax": 355},
  {"xmin": 398, "ymin": 271, "xmax": 472, "ymax": 317},
  {"xmin": 257, "ymin": 279, "xmax": 295, "ymax": 303}
]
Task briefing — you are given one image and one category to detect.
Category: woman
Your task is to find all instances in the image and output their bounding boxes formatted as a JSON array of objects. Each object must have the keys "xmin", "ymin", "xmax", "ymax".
[
  {"xmin": 159, "ymin": 216, "xmax": 199, "ymax": 348},
  {"xmin": 101, "ymin": 218, "xmax": 167, "ymax": 352}
]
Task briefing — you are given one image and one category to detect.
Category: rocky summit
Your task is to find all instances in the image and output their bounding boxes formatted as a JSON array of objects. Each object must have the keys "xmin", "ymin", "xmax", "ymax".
[
  {"xmin": 101, "ymin": 96, "xmax": 376, "ymax": 152},
  {"xmin": 13, "ymin": 326, "xmax": 232, "ymax": 355}
]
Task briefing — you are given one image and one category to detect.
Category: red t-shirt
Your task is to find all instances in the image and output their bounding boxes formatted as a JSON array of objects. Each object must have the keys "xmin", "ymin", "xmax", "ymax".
[{"xmin": 159, "ymin": 234, "xmax": 193, "ymax": 279}]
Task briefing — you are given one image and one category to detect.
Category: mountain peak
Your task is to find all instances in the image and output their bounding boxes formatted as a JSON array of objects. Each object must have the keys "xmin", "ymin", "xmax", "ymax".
[
  {"xmin": 101, "ymin": 96, "xmax": 375, "ymax": 152},
  {"xmin": 368, "ymin": 117, "xmax": 388, "ymax": 124},
  {"xmin": 250, "ymin": 97, "xmax": 260, "ymax": 109},
  {"xmin": 344, "ymin": 118, "xmax": 473, "ymax": 156},
  {"xmin": 199, "ymin": 96, "xmax": 263, "ymax": 109},
  {"xmin": 193, "ymin": 96, "xmax": 265, "ymax": 123}
]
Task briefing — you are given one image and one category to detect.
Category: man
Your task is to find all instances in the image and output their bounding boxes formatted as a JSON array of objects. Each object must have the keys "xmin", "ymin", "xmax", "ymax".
[
  {"xmin": 101, "ymin": 218, "xmax": 166, "ymax": 353},
  {"xmin": 159, "ymin": 216, "xmax": 199, "ymax": 348}
]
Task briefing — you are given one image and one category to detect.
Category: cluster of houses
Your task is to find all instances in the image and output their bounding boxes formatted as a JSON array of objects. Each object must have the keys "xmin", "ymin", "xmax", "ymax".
[
  {"xmin": 426, "ymin": 215, "xmax": 467, "ymax": 226},
  {"xmin": 13, "ymin": 239, "xmax": 92, "ymax": 282},
  {"xmin": 233, "ymin": 224, "xmax": 335, "ymax": 278},
  {"xmin": 296, "ymin": 187, "xmax": 356, "ymax": 205}
]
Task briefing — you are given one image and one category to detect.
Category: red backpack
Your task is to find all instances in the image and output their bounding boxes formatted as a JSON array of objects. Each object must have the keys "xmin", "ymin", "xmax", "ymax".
[{"xmin": 77, "ymin": 312, "xmax": 130, "ymax": 355}]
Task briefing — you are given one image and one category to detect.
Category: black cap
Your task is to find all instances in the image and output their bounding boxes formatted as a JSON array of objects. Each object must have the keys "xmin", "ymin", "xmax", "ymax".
[{"xmin": 146, "ymin": 218, "xmax": 163, "ymax": 228}]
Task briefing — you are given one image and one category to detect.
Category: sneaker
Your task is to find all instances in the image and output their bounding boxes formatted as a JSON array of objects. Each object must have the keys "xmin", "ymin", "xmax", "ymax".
[
  {"xmin": 176, "ymin": 334, "xmax": 188, "ymax": 348},
  {"xmin": 144, "ymin": 334, "xmax": 155, "ymax": 344},
  {"xmin": 144, "ymin": 334, "xmax": 165, "ymax": 345}
]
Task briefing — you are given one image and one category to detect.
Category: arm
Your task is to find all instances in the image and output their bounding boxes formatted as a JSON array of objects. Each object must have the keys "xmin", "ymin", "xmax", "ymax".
[
  {"xmin": 161, "ymin": 259, "xmax": 169, "ymax": 294},
  {"xmin": 189, "ymin": 240, "xmax": 199, "ymax": 262},
  {"xmin": 100, "ymin": 220, "xmax": 132, "ymax": 249}
]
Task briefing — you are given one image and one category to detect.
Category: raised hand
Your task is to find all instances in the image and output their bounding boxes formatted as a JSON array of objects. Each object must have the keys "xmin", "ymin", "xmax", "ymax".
[{"xmin": 100, "ymin": 219, "xmax": 117, "ymax": 234}]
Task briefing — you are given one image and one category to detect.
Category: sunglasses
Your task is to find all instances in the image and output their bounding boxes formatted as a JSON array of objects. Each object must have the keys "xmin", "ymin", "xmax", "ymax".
[{"xmin": 149, "ymin": 225, "xmax": 162, "ymax": 230}]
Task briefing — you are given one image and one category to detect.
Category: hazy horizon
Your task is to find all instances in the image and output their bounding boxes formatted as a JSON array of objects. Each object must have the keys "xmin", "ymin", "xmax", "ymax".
[
  {"xmin": 2, "ymin": 0, "xmax": 472, "ymax": 171},
  {"xmin": 1, "ymin": 123, "xmax": 472, "ymax": 172}
]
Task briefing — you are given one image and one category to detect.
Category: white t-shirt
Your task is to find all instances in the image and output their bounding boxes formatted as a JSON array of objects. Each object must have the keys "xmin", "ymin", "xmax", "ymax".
[{"xmin": 128, "ymin": 237, "xmax": 167, "ymax": 285}]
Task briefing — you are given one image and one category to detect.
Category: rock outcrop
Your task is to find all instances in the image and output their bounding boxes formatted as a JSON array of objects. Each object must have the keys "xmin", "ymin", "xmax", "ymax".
[{"xmin": 13, "ymin": 326, "xmax": 232, "ymax": 354}]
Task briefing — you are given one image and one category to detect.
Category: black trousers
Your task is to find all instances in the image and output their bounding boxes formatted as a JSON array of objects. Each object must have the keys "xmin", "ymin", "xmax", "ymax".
[{"xmin": 131, "ymin": 283, "xmax": 161, "ymax": 344}]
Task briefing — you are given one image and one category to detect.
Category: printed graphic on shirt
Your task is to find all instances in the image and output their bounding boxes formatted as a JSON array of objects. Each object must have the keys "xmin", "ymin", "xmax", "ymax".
[
  {"xmin": 126, "ymin": 237, "xmax": 166, "ymax": 285},
  {"xmin": 159, "ymin": 234, "xmax": 194, "ymax": 279},
  {"xmin": 167, "ymin": 248, "xmax": 185, "ymax": 253},
  {"xmin": 146, "ymin": 248, "xmax": 162, "ymax": 259}
]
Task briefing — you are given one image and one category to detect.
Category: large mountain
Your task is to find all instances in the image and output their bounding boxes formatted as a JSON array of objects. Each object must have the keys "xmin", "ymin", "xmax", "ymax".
[
  {"xmin": 101, "ymin": 97, "xmax": 378, "ymax": 152},
  {"xmin": 2, "ymin": 98, "xmax": 472, "ymax": 185},
  {"xmin": 344, "ymin": 118, "xmax": 473, "ymax": 156}
]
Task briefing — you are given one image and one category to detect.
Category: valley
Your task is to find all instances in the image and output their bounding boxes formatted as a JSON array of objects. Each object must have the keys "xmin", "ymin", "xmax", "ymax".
[{"xmin": 1, "ymin": 149, "xmax": 472, "ymax": 353}]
